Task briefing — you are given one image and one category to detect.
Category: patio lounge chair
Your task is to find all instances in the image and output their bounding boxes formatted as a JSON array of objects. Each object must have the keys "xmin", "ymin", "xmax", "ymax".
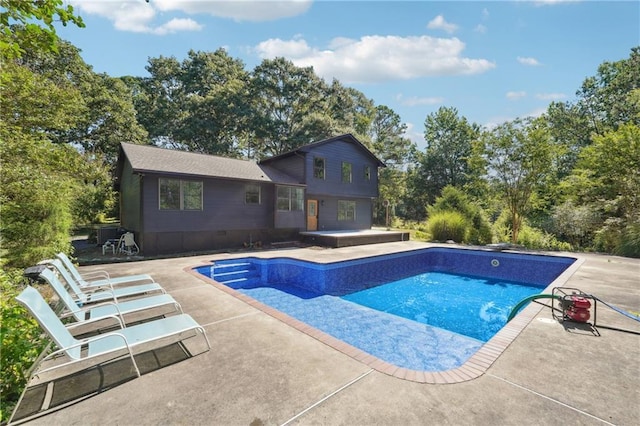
[
  {"xmin": 46, "ymin": 259, "xmax": 165, "ymax": 304},
  {"xmin": 55, "ymin": 252, "xmax": 154, "ymax": 288},
  {"xmin": 15, "ymin": 286, "xmax": 211, "ymax": 379},
  {"xmin": 39, "ymin": 268, "xmax": 183, "ymax": 331}
]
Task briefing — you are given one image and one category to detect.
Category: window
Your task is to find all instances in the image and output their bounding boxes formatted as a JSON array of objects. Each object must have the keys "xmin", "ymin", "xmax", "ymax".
[
  {"xmin": 338, "ymin": 200, "xmax": 356, "ymax": 221},
  {"xmin": 364, "ymin": 165, "xmax": 371, "ymax": 181},
  {"xmin": 342, "ymin": 162, "xmax": 352, "ymax": 183},
  {"xmin": 277, "ymin": 186, "xmax": 304, "ymax": 211},
  {"xmin": 313, "ymin": 157, "xmax": 325, "ymax": 179},
  {"xmin": 245, "ymin": 183, "xmax": 261, "ymax": 204},
  {"xmin": 159, "ymin": 178, "xmax": 202, "ymax": 210}
]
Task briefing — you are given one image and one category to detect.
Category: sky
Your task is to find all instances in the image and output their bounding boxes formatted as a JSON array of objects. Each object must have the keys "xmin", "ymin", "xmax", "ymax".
[{"xmin": 56, "ymin": 1, "xmax": 640, "ymax": 148}]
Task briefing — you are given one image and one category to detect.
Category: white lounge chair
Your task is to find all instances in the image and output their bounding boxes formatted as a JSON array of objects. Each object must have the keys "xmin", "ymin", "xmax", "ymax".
[
  {"xmin": 16, "ymin": 286, "xmax": 210, "ymax": 379},
  {"xmin": 46, "ymin": 259, "xmax": 164, "ymax": 304},
  {"xmin": 55, "ymin": 252, "xmax": 153, "ymax": 288},
  {"xmin": 39, "ymin": 268, "xmax": 182, "ymax": 331}
]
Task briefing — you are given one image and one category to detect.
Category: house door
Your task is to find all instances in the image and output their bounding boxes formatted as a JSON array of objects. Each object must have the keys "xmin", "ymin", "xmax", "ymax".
[{"xmin": 307, "ymin": 199, "xmax": 318, "ymax": 231}]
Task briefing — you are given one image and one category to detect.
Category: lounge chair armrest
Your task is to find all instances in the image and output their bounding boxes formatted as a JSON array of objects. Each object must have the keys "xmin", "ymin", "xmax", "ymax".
[
  {"xmin": 42, "ymin": 331, "xmax": 132, "ymax": 363},
  {"xmin": 82, "ymin": 270, "xmax": 111, "ymax": 280},
  {"xmin": 65, "ymin": 313, "xmax": 126, "ymax": 330},
  {"xmin": 72, "ymin": 288, "xmax": 119, "ymax": 304}
]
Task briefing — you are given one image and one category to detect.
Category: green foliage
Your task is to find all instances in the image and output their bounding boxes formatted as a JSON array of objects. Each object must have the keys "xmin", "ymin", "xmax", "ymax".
[
  {"xmin": 427, "ymin": 186, "xmax": 493, "ymax": 245},
  {"xmin": 479, "ymin": 117, "xmax": 557, "ymax": 243},
  {"xmin": 618, "ymin": 223, "xmax": 640, "ymax": 258},
  {"xmin": 426, "ymin": 211, "xmax": 469, "ymax": 243},
  {"xmin": 551, "ymin": 200, "xmax": 600, "ymax": 248},
  {"xmin": 493, "ymin": 211, "xmax": 571, "ymax": 251},
  {"xmin": 406, "ymin": 107, "xmax": 480, "ymax": 218},
  {"xmin": 0, "ymin": 128, "xmax": 75, "ymax": 268},
  {"xmin": 0, "ymin": 0, "xmax": 84, "ymax": 59},
  {"xmin": 0, "ymin": 269, "xmax": 46, "ymax": 422}
]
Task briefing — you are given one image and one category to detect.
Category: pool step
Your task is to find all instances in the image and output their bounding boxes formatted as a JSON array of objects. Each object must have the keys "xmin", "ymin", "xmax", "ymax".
[
  {"xmin": 212, "ymin": 262, "xmax": 260, "ymax": 287},
  {"xmin": 221, "ymin": 276, "xmax": 261, "ymax": 289},
  {"xmin": 213, "ymin": 262, "xmax": 254, "ymax": 273}
]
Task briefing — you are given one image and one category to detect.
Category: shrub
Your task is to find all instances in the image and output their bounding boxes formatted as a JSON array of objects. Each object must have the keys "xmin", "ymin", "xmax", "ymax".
[
  {"xmin": 427, "ymin": 211, "xmax": 469, "ymax": 243},
  {"xmin": 618, "ymin": 223, "xmax": 640, "ymax": 258},
  {"xmin": 494, "ymin": 210, "xmax": 571, "ymax": 251},
  {"xmin": 0, "ymin": 269, "xmax": 46, "ymax": 422},
  {"xmin": 516, "ymin": 225, "xmax": 572, "ymax": 251},
  {"xmin": 427, "ymin": 186, "xmax": 493, "ymax": 244},
  {"xmin": 551, "ymin": 201, "xmax": 600, "ymax": 248}
]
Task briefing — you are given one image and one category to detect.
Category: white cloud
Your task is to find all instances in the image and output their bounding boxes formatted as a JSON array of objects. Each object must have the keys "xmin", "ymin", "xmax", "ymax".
[
  {"xmin": 254, "ymin": 35, "xmax": 495, "ymax": 84},
  {"xmin": 154, "ymin": 0, "xmax": 313, "ymax": 22},
  {"xmin": 69, "ymin": 0, "xmax": 311, "ymax": 34},
  {"xmin": 506, "ymin": 91, "xmax": 527, "ymax": 100},
  {"xmin": 152, "ymin": 18, "xmax": 203, "ymax": 35},
  {"xmin": 482, "ymin": 8, "xmax": 490, "ymax": 19},
  {"xmin": 474, "ymin": 24, "xmax": 487, "ymax": 34},
  {"xmin": 396, "ymin": 94, "xmax": 445, "ymax": 107},
  {"xmin": 524, "ymin": 107, "xmax": 547, "ymax": 118},
  {"xmin": 404, "ymin": 122, "xmax": 426, "ymax": 149},
  {"xmin": 535, "ymin": 92, "xmax": 567, "ymax": 100},
  {"xmin": 517, "ymin": 56, "xmax": 542, "ymax": 66},
  {"xmin": 427, "ymin": 15, "xmax": 459, "ymax": 34}
]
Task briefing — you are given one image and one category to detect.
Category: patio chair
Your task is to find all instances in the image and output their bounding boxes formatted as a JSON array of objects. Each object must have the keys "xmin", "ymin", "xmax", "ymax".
[
  {"xmin": 15, "ymin": 286, "xmax": 211, "ymax": 379},
  {"xmin": 55, "ymin": 252, "xmax": 154, "ymax": 288},
  {"xmin": 118, "ymin": 232, "xmax": 140, "ymax": 256},
  {"xmin": 39, "ymin": 268, "xmax": 183, "ymax": 331},
  {"xmin": 46, "ymin": 259, "xmax": 165, "ymax": 304}
]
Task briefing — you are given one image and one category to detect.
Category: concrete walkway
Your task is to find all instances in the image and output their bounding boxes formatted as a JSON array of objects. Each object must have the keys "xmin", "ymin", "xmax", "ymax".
[{"xmin": 13, "ymin": 242, "xmax": 640, "ymax": 425}]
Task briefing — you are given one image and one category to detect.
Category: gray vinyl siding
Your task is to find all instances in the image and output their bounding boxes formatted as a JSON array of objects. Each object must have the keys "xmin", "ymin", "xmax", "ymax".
[
  {"xmin": 265, "ymin": 154, "xmax": 305, "ymax": 182},
  {"xmin": 316, "ymin": 196, "xmax": 372, "ymax": 231},
  {"xmin": 141, "ymin": 174, "xmax": 274, "ymax": 232},
  {"xmin": 304, "ymin": 140, "xmax": 378, "ymax": 198}
]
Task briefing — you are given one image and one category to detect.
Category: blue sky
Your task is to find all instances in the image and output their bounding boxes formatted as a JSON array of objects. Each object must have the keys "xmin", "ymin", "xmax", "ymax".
[{"xmin": 57, "ymin": 1, "xmax": 639, "ymax": 147}]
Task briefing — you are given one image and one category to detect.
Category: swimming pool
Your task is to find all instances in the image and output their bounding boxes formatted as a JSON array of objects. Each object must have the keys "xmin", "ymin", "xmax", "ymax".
[{"xmin": 194, "ymin": 247, "xmax": 576, "ymax": 375}]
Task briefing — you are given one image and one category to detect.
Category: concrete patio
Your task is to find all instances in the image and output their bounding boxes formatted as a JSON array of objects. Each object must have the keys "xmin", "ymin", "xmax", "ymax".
[{"xmin": 11, "ymin": 242, "xmax": 640, "ymax": 425}]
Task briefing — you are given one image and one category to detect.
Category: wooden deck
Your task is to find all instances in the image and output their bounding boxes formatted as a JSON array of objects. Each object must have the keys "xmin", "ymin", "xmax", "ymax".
[{"xmin": 299, "ymin": 229, "xmax": 410, "ymax": 248}]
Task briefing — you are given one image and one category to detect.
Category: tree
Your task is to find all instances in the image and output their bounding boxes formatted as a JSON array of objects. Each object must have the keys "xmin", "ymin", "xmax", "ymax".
[
  {"xmin": 0, "ymin": 0, "xmax": 84, "ymax": 59},
  {"xmin": 564, "ymin": 123, "xmax": 640, "ymax": 255},
  {"xmin": 478, "ymin": 117, "xmax": 555, "ymax": 243},
  {"xmin": 367, "ymin": 105, "xmax": 414, "ymax": 224},
  {"xmin": 176, "ymin": 49, "xmax": 251, "ymax": 156},
  {"xmin": 249, "ymin": 57, "xmax": 328, "ymax": 156},
  {"xmin": 405, "ymin": 107, "xmax": 479, "ymax": 219},
  {"xmin": 134, "ymin": 50, "xmax": 251, "ymax": 157}
]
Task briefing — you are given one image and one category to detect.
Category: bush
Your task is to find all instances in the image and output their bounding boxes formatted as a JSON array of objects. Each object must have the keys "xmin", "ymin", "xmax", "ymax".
[
  {"xmin": 596, "ymin": 220, "xmax": 640, "ymax": 258},
  {"xmin": 0, "ymin": 269, "xmax": 46, "ymax": 422},
  {"xmin": 427, "ymin": 211, "xmax": 469, "ymax": 243},
  {"xmin": 516, "ymin": 225, "xmax": 572, "ymax": 251},
  {"xmin": 494, "ymin": 210, "xmax": 571, "ymax": 251},
  {"xmin": 618, "ymin": 223, "xmax": 640, "ymax": 258},
  {"xmin": 427, "ymin": 186, "xmax": 493, "ymax": 244},
  {"xmin": 551, "ymin": 201, "xmax": 600, "ymax": 248}
]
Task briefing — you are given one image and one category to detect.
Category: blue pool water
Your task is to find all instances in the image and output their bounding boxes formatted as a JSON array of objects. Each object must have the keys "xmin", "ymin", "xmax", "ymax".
[
  {"xmin": 195, "ymin": 248, "xmax": 575, "ymax": 371},
  {"xmin": 342, "ymin": 272, "xmax": 543, "ymax": 342}
]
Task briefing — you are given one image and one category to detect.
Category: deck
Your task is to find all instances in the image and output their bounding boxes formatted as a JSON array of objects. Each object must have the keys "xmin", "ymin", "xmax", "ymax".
[{"xmin": 299, "ymin": 229, "xmax": 410, "ymax": 248}]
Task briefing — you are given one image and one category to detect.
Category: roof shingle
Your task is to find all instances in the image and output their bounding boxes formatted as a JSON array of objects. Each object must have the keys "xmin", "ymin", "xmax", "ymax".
[{"xmin": 120, "ymin": 143, "xmax": 303, "ymax": 185}]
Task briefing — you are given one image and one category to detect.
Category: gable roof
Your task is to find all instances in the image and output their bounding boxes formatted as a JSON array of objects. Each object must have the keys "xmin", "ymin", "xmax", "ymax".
[
  {"xmin": 119, "ymin": 143, "xmax": 303, "ymax": 185},
  {"xmin": 259, "ymin": 133, "xmax": 386, "ymax": 167}
]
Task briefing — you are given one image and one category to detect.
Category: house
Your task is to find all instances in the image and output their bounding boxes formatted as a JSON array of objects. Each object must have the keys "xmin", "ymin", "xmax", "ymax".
[{"xmin": 115, "ymin": 134, "xmax": 388, "ymax": 255}]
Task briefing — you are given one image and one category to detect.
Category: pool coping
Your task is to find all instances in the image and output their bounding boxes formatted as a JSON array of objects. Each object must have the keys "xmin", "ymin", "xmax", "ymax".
[{"xmin": 185, "ymin": 250, "xmax": 584, "ymax": 384}]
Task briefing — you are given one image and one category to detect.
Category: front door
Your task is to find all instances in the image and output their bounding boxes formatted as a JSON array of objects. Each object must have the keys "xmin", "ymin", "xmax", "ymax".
[{"xmin": 307, "ymin": 199, "xmax": 318, "ymax": 231}]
